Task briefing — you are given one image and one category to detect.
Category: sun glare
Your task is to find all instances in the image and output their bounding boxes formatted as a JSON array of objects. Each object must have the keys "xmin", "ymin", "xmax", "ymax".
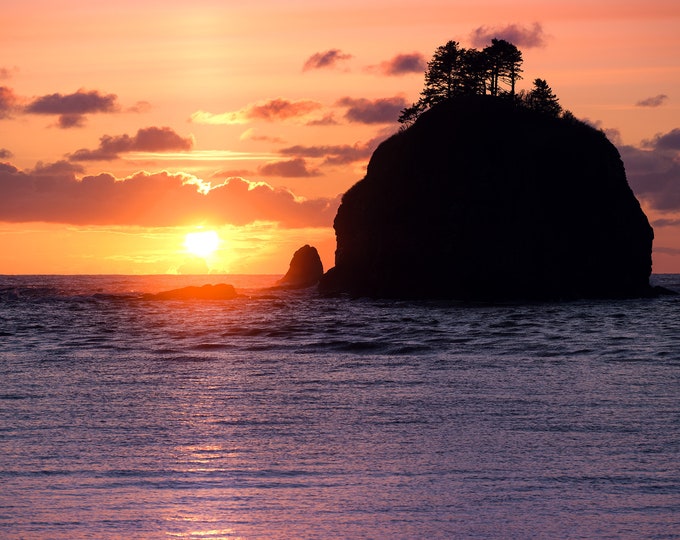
[{"xmin": 184, "ymin": 230, "xmax": 220, "ymax": 258}]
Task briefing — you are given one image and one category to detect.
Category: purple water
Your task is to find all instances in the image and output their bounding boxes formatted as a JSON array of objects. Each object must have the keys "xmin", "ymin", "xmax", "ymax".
[{"xmin": 1, "ymin": 275, "xmax": 679, "ymax": 538}]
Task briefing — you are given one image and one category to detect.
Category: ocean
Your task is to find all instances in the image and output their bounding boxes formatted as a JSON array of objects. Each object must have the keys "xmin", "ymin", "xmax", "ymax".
[{"xmin": 1, "ymin": 274, "xmax": 679, "ymax": 539}]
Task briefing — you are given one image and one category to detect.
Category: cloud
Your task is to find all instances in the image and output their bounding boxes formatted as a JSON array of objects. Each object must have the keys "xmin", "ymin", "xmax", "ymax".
[
  {"xmin": 652, "ymin": 218, "xmax": 680, "ymax": 228},
  {"xmin": 257, "ymin": 157, "xmax": 321, "ymax": 177},
  {"xmin": 25, "ymin": 89, "xmax": 119, "ymax": 115},
  {"xmin": 305, "ymin": 113, "xmax": 340, "ymax": 126},
  {"xmin": 0, "ymin": 67, "xmax": 18, "ymax": 80},
  {"xmin": 0, "ymin": 148, "xmax": 13, "ymax": 159},
  {"xmin": 470, "ymin": 22, "xmax": 547, "ymax": 48},
  {"xmin": 0, "ymin": 164, "xmax": 339, "ymax": 228},
  {"xmin": 369, "ymin": 53, "xmax": 427, "ymax": 76},
  {"xmin": 57, "ymin": 114, "xmax": 87, "ymax": 129},
  {"xmin": 636, "ymin": 94, "xmax": 669, "ymax": 108},
  {"xmin": 336, "ymin": 96, "xmax": 408, "ymax": 124},
  {"xmin": 280, "ymin": 141, "xmax": 375, "ymax": 166},
  {"xmin": 239, "ymin": 128, "xmax": 285, "ymax": 144},
  {"xmin": 619, "ymin": 132, "xmax": 680, "ymax": 212},
  {"xmin": 0, "ymin": 86, "xmax": 19, "ymax": 119},
  {"xmin": 68, "ymin": 126, "xmax": 194, "ymax": 161},
  {"xmin": 191, "ymin": 98, "xmax": 323, "ymax": 125},
  {"xmin": 642, "ymin": 128, "xmax": 680, "ymax": 151},
  {"xmin": 23, "ymin": 89, "xmax": 120, "ymax": 128},
  {"xmin": 302, "ymin": 49, "xmax": 353, "ymax": 71},
  {"xmin": 128, "ymin": 100, "xmax": 152, "ymax": 113}
]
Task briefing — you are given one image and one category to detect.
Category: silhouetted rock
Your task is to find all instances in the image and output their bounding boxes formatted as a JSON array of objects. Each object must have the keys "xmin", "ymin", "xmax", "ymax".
[
  {"xmin": 144, "ymin": 283, "xmax": 238, "ymax": 300},
  {"xmin": 319, "ymin": 96, "xmax": 655, "ymax": 300},
  {"xmin": 277, "ymin": 245, "xmax": 324, "ymax": 288}
]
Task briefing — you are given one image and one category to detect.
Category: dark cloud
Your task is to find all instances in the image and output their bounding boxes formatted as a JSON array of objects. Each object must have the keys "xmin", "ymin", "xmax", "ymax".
[
  {"xmin": 31, "ymin": 160, "xmax": 85, "ymax": 176},
  {"xmin": 0, "ymin": 86, "xmax": 19, "ymax": 119},
  {"xmin": 470, "ymin": 22, "xmax": 547, "ymax": 48},
  {"xmin": 0, "ymin": 165, "xmax": 338, "ymax": 228},
  {"xmin": 302, "ymin": 49, "xmax": 353, "ymax": 71},
  {"xmin": 279, "ymin": 138, "xmax": 380, "ymax": 166},
  {"xmin": 68, "ymin": 126, "xmax": 194, "ymax": 161},
  {"xmin": 191, "ymin": 98, "xmax": 322, "ymax": 124},
  {"xmin": 25, "ymin": 89, "xmax": 119, "ymax": 115},
  {"xmin": 636, "ymin": 94, "xmax": 668, "ymax": 108},
  {"xmin": 24, "ymin": 89, "xmax": 120, "ymax": 128},
  {"xmin": 642, "ymin": 128, "xmax": 680, "ymax": 151},
  {"xmin": 652, "ymin": 218, "xmax": 680, "ymax": 228},
  {"xmin": 257, "ymin": 157, "xmax": 321, "ymax": 177},
  {"xmin": 26, "ymin": 90, "xmax": 119, "ymax": 114},
  {"xmin": 619, "ymin": 136, "xmax": 680, "ymax": 212},
  {"xmin": 0, "ymin": 148, "xmax": 13, "ymax": 159},
  {"xmin": 336, "ymin": 96, "xmax": 408, "ymax": 124},
  {"xmin": 58, "ymin": 114, "xmax": 87, "ymax": 129},
  {"xmin": 370, "ymin": 53, "xmax": 427, "ymax": 76}
]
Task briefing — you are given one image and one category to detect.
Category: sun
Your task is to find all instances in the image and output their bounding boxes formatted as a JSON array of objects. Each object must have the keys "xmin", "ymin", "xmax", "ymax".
[{"xmin": 184, "ymin": 230, "xmax": 220, "ymax": 258}]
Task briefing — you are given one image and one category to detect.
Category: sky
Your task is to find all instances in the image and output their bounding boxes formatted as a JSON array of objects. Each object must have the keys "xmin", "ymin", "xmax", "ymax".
[{"xmin": 1, "ymin": 0, "xmax": 680, "ymax": 275}]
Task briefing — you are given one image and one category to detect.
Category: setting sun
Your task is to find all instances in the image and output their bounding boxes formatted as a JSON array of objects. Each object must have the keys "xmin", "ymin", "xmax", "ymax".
[{"xmin": 184, "ymin": 230, "xmax": 220, "ymax": 258}]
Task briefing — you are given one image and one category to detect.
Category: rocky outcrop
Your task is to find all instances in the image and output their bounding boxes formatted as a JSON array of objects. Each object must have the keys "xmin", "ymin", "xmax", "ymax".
[
  {"xmin": 277, "ymin": 244, "xmax": 324, "ymax": 288},
  {"xmin": 319, "ymin": 96, "xmax": 655, "ymax": 300},
  {"xmin": 144, "ymin": 283, "xmax": 238, "ymax": 300}
]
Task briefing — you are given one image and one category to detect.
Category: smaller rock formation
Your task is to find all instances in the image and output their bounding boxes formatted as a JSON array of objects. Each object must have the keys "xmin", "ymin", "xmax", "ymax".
[
  {"xmin": 277, "ymin": 245, "xmax": 324, "ymax": 288},
  {"xmin": 144, "ymin": 283, "xmax": 238, "ymax": 300}
]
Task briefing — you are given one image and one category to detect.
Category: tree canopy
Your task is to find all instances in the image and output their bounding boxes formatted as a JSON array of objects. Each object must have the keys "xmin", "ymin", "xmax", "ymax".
[{"xmin": 399, "ymin": 39, "xmax": 563, "ymax": 125}]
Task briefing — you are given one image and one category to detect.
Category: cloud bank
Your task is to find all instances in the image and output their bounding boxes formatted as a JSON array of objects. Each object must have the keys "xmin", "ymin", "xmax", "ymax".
[{"xmin": 0, "ymin": 164, "xmax": 339, "ymax": 228}]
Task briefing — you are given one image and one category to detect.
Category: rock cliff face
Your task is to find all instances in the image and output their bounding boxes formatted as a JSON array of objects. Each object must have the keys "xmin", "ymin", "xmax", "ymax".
[{"xmin": 319, "ymin": 96, "xmax": 654, "ymax": 300}]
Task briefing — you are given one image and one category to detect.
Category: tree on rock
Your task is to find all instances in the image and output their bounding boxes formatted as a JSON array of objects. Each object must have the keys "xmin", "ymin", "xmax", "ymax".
[
  {"xmin": 525, "ymin": 78, "xmax": 562, "ymax": 117},
  {"xmin": 483, "ymin": 39, "xmax": 523, "ymax": 97}
]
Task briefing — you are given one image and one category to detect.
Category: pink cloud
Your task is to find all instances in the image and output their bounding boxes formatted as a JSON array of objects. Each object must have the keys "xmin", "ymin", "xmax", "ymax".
[
  {"xmin": 68, "ymin": 126, "xmax": 194, "ymax": 161},
  {"xmin": 470, "ymin": 22, "xmax": 547, "ymax": 48},
  {"xmin": 191, "ymin": 98, "xmax": 323, "ymax": 125},
  {"xmin": 0, "ymin": 148, "xmax": 13, "ymax": 159},
  {"xmin": 0, "ymin": 67, "xmax": 18, "ymax": 80},
  {"xmin": 0, "ymin": 86, "xmax": 19, "ymax": 119},
  {"xmin": 0, "ymin": 165, "xmax": 338, "ymax": 227},
  {"xmin": 302, "ymin": 49, "xmax": 353, "ymax": 71}
]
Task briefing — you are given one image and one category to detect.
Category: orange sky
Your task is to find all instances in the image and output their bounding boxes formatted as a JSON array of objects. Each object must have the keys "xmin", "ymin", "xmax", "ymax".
[{"xmin": 2, "ymin": 0, "xmax": 680, "ymax": 274}]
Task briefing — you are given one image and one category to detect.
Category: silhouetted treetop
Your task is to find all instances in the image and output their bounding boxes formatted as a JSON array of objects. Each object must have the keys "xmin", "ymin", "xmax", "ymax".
[
  {"xmin": 524, "ymin": 78, "xmax": 562, "ymax": 117},
  {"xmin": 399, "ymin": 38, "xmax": 564, "ymax": 125}
]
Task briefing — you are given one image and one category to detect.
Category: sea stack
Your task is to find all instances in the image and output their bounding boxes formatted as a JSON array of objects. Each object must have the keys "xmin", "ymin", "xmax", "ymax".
[
  {"xmin": 319, "ymin": 96, "xmax": 654, "ymax": 300},
  {"xmin": 277, "ymin": 244, "xmax": 324, "ymax": 288}
]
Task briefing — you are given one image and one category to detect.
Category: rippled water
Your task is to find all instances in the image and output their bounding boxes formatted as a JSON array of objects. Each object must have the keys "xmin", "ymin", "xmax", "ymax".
[{"xmin": 1, "ymin": 275, "xmax": 680, "ymax": 539}]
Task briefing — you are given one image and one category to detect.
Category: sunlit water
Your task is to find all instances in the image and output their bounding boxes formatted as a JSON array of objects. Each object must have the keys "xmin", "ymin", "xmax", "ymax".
[{"xmin": 1, "ymin": 274, "xmax": 680, "ymax": 539}]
